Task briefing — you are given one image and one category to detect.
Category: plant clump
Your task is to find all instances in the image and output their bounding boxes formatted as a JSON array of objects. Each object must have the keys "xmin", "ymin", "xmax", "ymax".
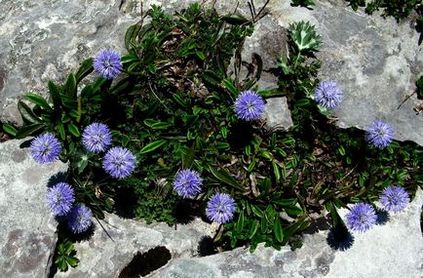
[{"xmin": 2, "ymin": 2, "xmax": 422, "ymax": 273}]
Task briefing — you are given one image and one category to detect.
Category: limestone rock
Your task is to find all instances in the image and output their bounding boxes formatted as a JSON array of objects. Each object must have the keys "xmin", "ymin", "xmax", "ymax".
[
  {"xmin": 269, "ymin": 0, "xmax": 423, "ymax": 146},
  {"xmin": 1, "ymin": 0, "xmax": 422, "ymax": 146},
  {"xmin": 152, "ymin": 188, "xmax": 423, "ymax": 278},
  {"xmin": 264, "ymin": 97, "xmax": 294, "ymax": 131},
  {"xmin": 0, "ymin": 139, "xmax": 67, "ymax": 277},
  {"xmin": 54, "ymin": 214, "xmax": 214, "ymax": 277}
]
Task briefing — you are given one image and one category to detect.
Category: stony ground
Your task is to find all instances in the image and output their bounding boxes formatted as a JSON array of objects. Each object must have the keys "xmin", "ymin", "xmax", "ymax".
[{"xmin": 0, "ymin": 0, "xmax": 422, "ymax": 277}]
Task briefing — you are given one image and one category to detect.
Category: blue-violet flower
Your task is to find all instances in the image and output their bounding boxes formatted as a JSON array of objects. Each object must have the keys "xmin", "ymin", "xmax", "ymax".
[
  {"xmin": 379, "ymin": 186, "xmax": 410, "ymax": 213},
  {"xmin": 46, "ymin": 182, "xmax": 75, "ymax": 216},
  {"xmin": 366, "ymin": 120, "xmax": 394, "ymax": 149},
  {"xmin": 82, "ymin": 122, "xmax": 112, "ymax": 153},
  {"xmin": 67, "ymin": 204, "xmax": 93, "ymax": 234},
  {"xmin": 314, "ymin": 80, "xmax": 343, "ymax": 109},
  {"xmin": 346, "ymin": 203, "xmax": 377, "ymax": 232},
  {"xmin": 206, "ymin": 193, "xmax": 236, "ymax": 224},
  {"xmin": 31, "ymin": 133, "xmax": 62, "ymax": 164},
  {"xmin": 234, "ymin": 90, "xmax": 266, "ymax": 121},
  {"xmin": 102, "ymin": 147, "xmax": 136, "ymax": 179},
  {"xmin": 93, "ymin": 49, "xmax": 122, "ymax": 79},
  {"xmin": 173, "ymin": 169, "xmax": 203, "ymax": 199}
]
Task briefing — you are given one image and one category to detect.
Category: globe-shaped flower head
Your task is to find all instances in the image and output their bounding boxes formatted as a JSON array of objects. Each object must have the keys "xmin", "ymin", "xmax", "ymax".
[
  {"xmin": 93, "ymin": 49, "xmax": 123, "ymax": 79},
  {"xmin": 102, "ymin": 147, "xmax": 136, "ymax": 179},
  {"xmin": 206, "ymin": 193, "xmax": 236, "ymax": 224},
  {"xmin": 173, "ymin": 169, "xmax": 203, "ymax": 199},
  {"xmin": 67, "ymin": 204, "xmax": 93, "ymax": 234},
  {"xmin": 82, "ymin": 122, "xmax": 112, "ymax": 153},
  {"xmin": 379, "ymin": 186, "xmax": 410, "ymax": 213},
  {"xmin": 346, "ymin": 203, "xmax": 377, "ymax": 232},
  {"xmin": 365, "ymin": 120, "xmax": 394, "ymax": 149},
  {"xmin": 46, "ymin": 182, "xmax": 75, "ymax": 216},
  {"xmin": 31, "ymin": 133, "xmax": 62, "ymax": 164},
  {"xmin": 314, "ymin": 80, "xmax": 343, "ymax": 109},
  {"xmin": 234, "ymin": 90, "xmax": 266, "ymax": 121}
]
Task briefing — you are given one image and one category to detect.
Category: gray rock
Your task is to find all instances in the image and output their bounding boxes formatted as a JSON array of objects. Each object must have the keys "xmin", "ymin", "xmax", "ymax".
[
  {"xmin": 2, "ymin": 0, "xmax": 422, "ymax": 146},
  {"xmin": 54, "ymin": 213, "xmax": 215, "ymax": 277},
  {"xmin": 269, "ymin": 0, "xmax": 423, "ymax": 145},
  {"xmin": 264, "ymin": 97, "xmax": 293, "ymax": 131},
  {"xmin": 0, "ymin": 0, "xmax": 136, "ymax": 124},
  {"xmin": 152, "ymin": 188, "xmax": 423, "ymax": 278},
  {"xmin": 0, "ymin": 139, "xmax": 67, "ymax": 277}
]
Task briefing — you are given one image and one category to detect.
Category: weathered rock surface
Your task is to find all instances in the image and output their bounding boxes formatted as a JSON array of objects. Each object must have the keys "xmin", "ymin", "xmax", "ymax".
[
  {"xmin": 0, "ymin": 139, "xmax": 67, "ymax": 277},
  {"xmin": 151, "ymin": 188, "xmax": 423, "ymax": 278},
  {"xmin": 55, "ymin": 214, "xmax": 214, "ymax": 278},
  {"xmin": 2, "ymin": 0, "xmax": 422, "ymax": 145},
  {"xmin": 269, "ymin": 0, "xmax": 423, "ymax": 145},
  {"xmin": 264, "ymin": 97, "xmax": 294, "ymax": 131}
]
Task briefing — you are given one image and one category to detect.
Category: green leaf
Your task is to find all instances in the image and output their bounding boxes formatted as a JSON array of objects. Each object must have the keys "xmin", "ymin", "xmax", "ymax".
[
  {"xmin": 235, "ymin": 211, "xmax": 245, "ymax": 234},
  {"xmin": 273, "ymin": 217, "xmax": 284, "ymax": 243},
  {"xmin": 48, "ymin": 80, "xmax": 62, "ymax": 110},
  {"xmin": 195, "ymin": 51, "xmax": 206, "ymax": 60},
  {"xmin": 289, "ymin": 21, "xmax": 321, "ymax": 53},
  {"xmin": 282, "ymin": 217, "xmax": 310, "ymax": 245},
  {"xmin": 251, "ymin": 204, "xmax": 264, "ymax": 217},
  {"xmin": 285, "ymin": 205, "xmax": 303, "ymax": 217},
  {"xmin": 143, "ymin": 119, "xmax": 172, "ymax": 129},
  {"xmin": 121, "ymin": 53, "xmax": 139, "ymax": 64},
  {"xmin": 125, "ymin": 24, "xmax": 141, "ymax": 52},
  {"xmin": 67, "ymin": 124, "xmax": 80, "ymax": 137},
  {"xmin": 64, "ymin": 73, "xmax": 77, "ymax": 99},
  {"xmin": 208, "ymin": 166, "xmax": 244, "ymax": 191},
  {"xmin": 264, "ymin": 205, "xmax": 276, "ymax": 224},
  {"xmin": 182, "ymin": 145, "xmax": 195, "ymax": 169},
  {"xmin": 272, "ymin": 198, "xmax": 297, "ymax": 207},
  {"xmin": 172, "ymin": 93, "xmax": 188, "ymax": 108},
  {"xmin": 75, "ymin": 58, "xmax": 93, "ymax": 83},
  {"xmin": 272, "ymin": 162, "xmax": 281, "ymax": 181},
  {"xmin": 15, "ymin": 123, "xmax": 44, "ymax": 138},
  {"xmin": 222, "ymin": 78, "xmax": 239, "ymax": 97},
  {"xmin": 2, "ymin": 123, "xmax": 17, "ymax": 136},
  {"xmin": 18, "ymin": 101, "xmax": 42, "ymax": 123},
  {"xmin": 337, "ymin": 145, "xmax": 346, "ymax": 156},
  {"xmin": 25, "ymin": 93, "xmax": 53, "ymax": 111},
  {"xmin": 66, "ymin": 257, "xmax": 79, "ymax": 268},
  {"xmin": 222, "ymin": 14, "xmax": 250, "ymax": 25},
  {"xmin": 139, "ymin": 139, "xmax": 167, "ymax": 154},
  {"xmin": 248, "ymin": 220, "xmax": 259, "ymax": 239},
  {"xmin": 57, "ymin": 123, "xmax": 66, "ymax": 140}
]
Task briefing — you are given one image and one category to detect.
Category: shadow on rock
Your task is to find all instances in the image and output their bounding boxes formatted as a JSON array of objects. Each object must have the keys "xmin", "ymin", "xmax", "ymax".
[
  {"xmin": 57, "ymin": 220, "xmax": 96, "ymax": 243},
  {"xmin": 327, "ymin": 225, "xmax": 354, "ymax": 251},
  {"xmin": 119, "ymin": 246, "xmax": 171, "ymax": 277},
  {"xmin": 174, "ymin": 199, "xmax": 203, "ymax": 224},
  {"xmin": 375, "ymin": 207, "xmax": 390, "ymax": 225},
  {"xmin": 46, "ymin": 171, "xmax": 69, "ymax": 188},
  {"xmin": 197, "ymin": 236, "xmax": 218, "ymax": 257},
  {"xmin": 114, "ymin": 186, "xmax": 138, "ymax": 219}
]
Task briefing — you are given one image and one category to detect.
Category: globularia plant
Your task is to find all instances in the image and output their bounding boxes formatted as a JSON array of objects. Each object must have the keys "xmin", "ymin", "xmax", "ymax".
[{"xmin": 3, "ymin": 1, "xmax": 422, "ymax": 273}]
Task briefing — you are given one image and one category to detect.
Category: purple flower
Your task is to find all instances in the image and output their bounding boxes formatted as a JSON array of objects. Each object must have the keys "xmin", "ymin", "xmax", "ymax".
[
  {"xmin": 67, "ymin": 204, "xmax": 93, "ymax": 234},
  {"xmin": 234, "ymin": 90, "xmax": 266, "ymax": 121},
  {"xmin": 314, "ymin": 80, "xmax": 343, "ymax": 109},
  {"xmin": 366, "ymin": 120, "xmax": 394, "ymax": 149},
  {"xmin": 93, "ymin": 49, "xmax": 122, "ymax": 79},
  {"xmin": 102, "ymin": 147, "xmax": 136, "ymax": 179},
  {"xmin": 346, "ymin": 203, "xmax": 377, "ymax": 232},
  {"xmin": 82, "ymin": 123, "xmax": 112, "ymax": 153},
  {"xmin": 30, "ymin": 133, "xmax": 62, "ymax": 164},
  {"xmin": 379, "ymin": 186, "xmax": 410, "ymax": 213},
  {"xmin": 46, "ymin": 182, "xmax": 75, "ymax": 216},
  {"xmin": 173, "ymin": 169, "xmax": 203, "ymax": 199},
  {"xmin": 206, "ymin": 193, "xmax": 236, "ymax": 224}
]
